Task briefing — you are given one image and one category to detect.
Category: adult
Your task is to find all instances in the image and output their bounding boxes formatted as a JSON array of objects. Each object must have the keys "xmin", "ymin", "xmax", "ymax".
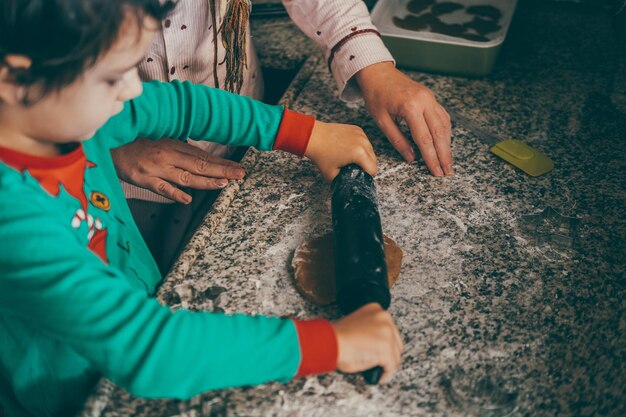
[{"xmin": 111, "ymin": 0, "xmax": 453, "ymax": 274}]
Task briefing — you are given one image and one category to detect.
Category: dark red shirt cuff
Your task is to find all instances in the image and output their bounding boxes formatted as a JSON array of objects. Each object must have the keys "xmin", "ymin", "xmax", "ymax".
[
  {"xmin": 293, "ymin": 319, "xmax": 338, "ymax": 377},
  {"xmin": 272, "ymin": 108, "xmax": 316, "ymax": 157}
]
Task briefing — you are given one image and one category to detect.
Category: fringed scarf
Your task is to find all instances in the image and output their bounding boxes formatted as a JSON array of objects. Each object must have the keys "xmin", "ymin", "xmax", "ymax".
[{"xmin": 208, "ymin": 0, "xmax": 251, "ymax": 93}]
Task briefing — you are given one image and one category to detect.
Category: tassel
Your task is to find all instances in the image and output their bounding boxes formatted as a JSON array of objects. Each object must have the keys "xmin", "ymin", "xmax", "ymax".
[
  {"xmin": 209, "ymin": 0, "xmax": 220, "ymax": 88},
  {"xmin": 218, "ymin": 0, "xmax": 251, "ymax": 93}
]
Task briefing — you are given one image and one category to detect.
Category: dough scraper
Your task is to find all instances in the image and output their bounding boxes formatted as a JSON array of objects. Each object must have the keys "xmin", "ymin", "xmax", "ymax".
[{"xmin": 448, "ymin": 109, "xmax": 554, "ymax": 177}]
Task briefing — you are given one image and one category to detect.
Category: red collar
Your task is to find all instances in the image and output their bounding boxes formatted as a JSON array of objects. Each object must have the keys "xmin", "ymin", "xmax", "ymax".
[{"xmin": 0, "ymin": 143, "xmax": 94, "ymax": 210}]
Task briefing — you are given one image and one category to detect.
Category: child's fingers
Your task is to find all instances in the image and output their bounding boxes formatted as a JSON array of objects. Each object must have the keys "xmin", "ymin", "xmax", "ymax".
[
  {"xmin": 388, "ymin": 319, "xmax": 403, "ymax": 364},
  {"xmin": 363, "ymin": 307, "xmax": 401, "ymax": 377},
  {"xmin": 393, "ymin": 325, "xmax": 404, "ymax": 358},
  {"xmin": 384, "ymin": 314, "xmax": 404, "ymax": 358},
  {"xmin": 379, "ymin": 368, "xmax": 397, "ymax": 385},
  {"xmin": 379, "ymin": 316, "xmax": 403, "ymax": 384},
  {"xmin": 364, "ymin": 137, "xmax": 377, "ymax": 161},
  {"xmin": 354, "ymin": 151, "xmax": 378, "ymax": 177},
  {"xmin": 378, "ymin": 346, "xmax": 401, "ymax": 384},
  {"xmin": 353, "ymin": 141, "xmax": 378, "ymax": 177},
  {"xmin": 325, "ymin": 168, "xmax": 340, "ymax": 183}
]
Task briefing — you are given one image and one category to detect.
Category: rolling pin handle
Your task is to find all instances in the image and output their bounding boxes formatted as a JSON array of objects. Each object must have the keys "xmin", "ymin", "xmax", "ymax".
[{"xmin": 363, "ymin": 366, "xmax": 383, "ymax": 385}]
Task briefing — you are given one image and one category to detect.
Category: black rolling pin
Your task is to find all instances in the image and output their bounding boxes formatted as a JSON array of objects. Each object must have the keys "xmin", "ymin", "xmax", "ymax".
[{"xmin": 331, "ymin": 164, "xmax": 391, "ymax": 385}]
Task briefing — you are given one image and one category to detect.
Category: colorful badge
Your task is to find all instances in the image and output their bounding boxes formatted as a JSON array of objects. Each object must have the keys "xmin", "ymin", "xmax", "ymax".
[{"xmin": 90, "ymin": 191, "xmax": 110, "ymax": 211}]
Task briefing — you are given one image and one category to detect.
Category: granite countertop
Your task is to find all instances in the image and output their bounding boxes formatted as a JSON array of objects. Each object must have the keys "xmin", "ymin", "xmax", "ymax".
[
  {"xmin": 80, "ymin": 1, "xmax": 625, "ymax": 416},
  {"xmin": 250, "ymin": 14, "xmax": 314, "ymax": 71}
]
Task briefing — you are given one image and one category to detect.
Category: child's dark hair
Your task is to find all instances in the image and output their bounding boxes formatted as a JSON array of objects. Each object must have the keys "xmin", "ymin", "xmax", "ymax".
[{"xmin": 0, "ymin": 0, "xmax": 174, "ymax": 103}]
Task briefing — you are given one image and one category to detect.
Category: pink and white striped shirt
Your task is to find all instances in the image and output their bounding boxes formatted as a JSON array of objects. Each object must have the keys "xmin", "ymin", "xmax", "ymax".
[{"xmin": 125, "ymin": 0, "xmax": 394, "ymax": 202}]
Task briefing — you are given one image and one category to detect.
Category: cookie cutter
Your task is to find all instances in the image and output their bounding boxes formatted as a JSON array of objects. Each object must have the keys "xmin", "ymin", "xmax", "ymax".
[
  {"xmin": 170, "ymin": 284, "xmax": 228, "ymax": 312},
  {"xmin": 441, "ymin": 366, "xmax": 518, "ymax": 417},
  {"xmin": 520, "ymin": 206, "xmax": 580, "ymax": 250}
]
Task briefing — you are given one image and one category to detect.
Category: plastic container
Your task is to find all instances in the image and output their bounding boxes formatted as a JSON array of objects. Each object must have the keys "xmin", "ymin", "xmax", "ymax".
[{"xmin": 371, "ymin": 0, "xmax": 518, "ymax": 76}]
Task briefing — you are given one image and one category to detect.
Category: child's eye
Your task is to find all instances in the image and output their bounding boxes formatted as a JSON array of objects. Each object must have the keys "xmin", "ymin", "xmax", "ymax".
[{"xmin": 106, "ymin": 79, "xmax": 122, "ymax": 86}]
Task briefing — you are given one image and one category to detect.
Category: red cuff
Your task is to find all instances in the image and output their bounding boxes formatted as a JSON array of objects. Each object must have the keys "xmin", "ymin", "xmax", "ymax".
[
  {"xmin": 293, "ymin": 319, "xmax": 338, "ymax": 377},
  {"xmin": 272, "ymin": 108, "xmax": 316, "ymax": 157}
]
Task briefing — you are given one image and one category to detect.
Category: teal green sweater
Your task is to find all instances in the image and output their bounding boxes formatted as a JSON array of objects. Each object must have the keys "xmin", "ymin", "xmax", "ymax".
[{"xmin": 0, "ymin": 81, "xmax": 336, "ymax": 417}]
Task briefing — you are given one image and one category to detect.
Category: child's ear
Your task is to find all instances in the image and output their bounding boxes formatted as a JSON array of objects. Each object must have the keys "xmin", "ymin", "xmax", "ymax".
[{"xmin": 0, "ymin": 55, "xmax": 32, "ymax": 105}]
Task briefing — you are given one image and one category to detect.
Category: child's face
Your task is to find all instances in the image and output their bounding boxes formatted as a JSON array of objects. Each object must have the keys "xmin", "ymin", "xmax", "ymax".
[{"xmin": 7, "ymin": 13, "xmax": 157, "ymax": 143}]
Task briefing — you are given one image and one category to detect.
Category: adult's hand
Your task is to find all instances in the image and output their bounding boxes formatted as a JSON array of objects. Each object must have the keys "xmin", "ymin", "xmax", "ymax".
[
  {"xmin": 111, "ymin": 138, "xmax": 245, "ymax": 204},
  {"xmin": 356, "ymin": 61, "xmax": 453, "ymax": 176}
]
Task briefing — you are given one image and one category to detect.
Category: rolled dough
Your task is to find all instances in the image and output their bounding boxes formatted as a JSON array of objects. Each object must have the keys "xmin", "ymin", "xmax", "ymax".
[{"xmin": 291, "ymin": 233, "xmax": 403, "ymax": 306}]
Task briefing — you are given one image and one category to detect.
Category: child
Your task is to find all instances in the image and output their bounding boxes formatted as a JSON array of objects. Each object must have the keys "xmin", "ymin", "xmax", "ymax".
[{"xmin": 0, "ymin": 1, "xmax": 403, "ymax": 417}]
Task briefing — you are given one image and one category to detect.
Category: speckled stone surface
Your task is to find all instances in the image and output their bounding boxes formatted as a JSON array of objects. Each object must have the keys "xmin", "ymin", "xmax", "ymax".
[
  {"xmin": 80, "ymin": 1, "xmax": 625, "ymax": 416},
  {"xmin": 250, "ymin": 16, "xmax": 315, "ymax": 71}
]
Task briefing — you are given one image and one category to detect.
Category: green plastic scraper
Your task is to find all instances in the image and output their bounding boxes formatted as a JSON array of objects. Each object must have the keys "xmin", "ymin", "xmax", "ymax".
[{"xmin": 449, "ymin": 110, "xmax": 554, "ymax": 177}]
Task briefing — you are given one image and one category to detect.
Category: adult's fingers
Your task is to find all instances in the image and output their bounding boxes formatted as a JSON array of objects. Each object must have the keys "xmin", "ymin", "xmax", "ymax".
[
  {"xmin": 164, "ymin": 166, "xmax": 230, "ymax": 190},
  {"xmin": 405, "ymin": 112, "xmax": 444, "ymax": 176},
  {"xmin": 202, "ymin": 152, "xmax": 243, "ymax": 167},
  {"xmin": 436, "ymin": 104, "xmax": 452, "ymax": 127},
  {"xmin": 173, "ymin": 154, "xmax": 245, "ymax": 180},
  {"xmin": 146, "ymin": 177, "xmax": 192, "ymax": 204},
  {"xmin": 375, "ymin": 112, "xmax": 416, "ymax": 163},
  {"xmin": 162, "ymin": 142, "xmax": 244, "ymax": 180},
  {"xmin": 424, "ymin": 107, "xmax": 453, "ymax": 175},
  {"xmin": 436, "ymin": 105, "xmax": 454, "ymax": 175},
  {"xmin": 436, "ymin": 105, "xmax": 452, "ymax": 146},
  {"xmin": 168, "ymin": 140, "xmax": 243, "ymax": 168}
]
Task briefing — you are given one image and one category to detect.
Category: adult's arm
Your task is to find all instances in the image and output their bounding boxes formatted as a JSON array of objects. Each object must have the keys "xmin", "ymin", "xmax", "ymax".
[{"xmin": 282, "ymin": 0, "xmax": 453, "ymax": 175}]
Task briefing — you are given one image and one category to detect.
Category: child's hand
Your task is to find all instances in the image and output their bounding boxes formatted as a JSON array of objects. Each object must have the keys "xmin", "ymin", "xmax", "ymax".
[
  {"xmin": 304, "ymin": 121, "xmax": 377, "ymax": 182},
  {"xmin": 332, "ymin": 303, "xmax": 403, "ymax": 384}
]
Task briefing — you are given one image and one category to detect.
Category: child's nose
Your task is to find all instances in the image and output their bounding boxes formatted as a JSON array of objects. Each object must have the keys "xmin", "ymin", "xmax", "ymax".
[{"xmin": 117, "ymin": 68, "xmax": 143, "ymax": 102}]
